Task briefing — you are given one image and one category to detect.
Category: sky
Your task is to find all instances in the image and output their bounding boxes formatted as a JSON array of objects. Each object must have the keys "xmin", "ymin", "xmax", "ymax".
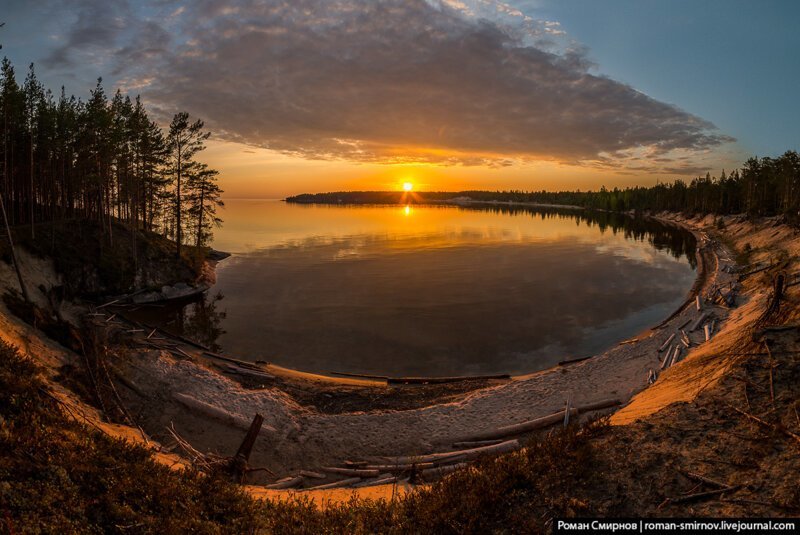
[{"xmin": 2, "ymin": 0, "xmax": 798, "ymax": 198}]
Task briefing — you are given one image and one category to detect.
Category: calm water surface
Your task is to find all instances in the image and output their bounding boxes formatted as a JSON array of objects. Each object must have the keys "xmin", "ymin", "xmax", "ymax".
[{"xmin": 133, "ymin": 200, "xmax": 697, "ymax": 376}]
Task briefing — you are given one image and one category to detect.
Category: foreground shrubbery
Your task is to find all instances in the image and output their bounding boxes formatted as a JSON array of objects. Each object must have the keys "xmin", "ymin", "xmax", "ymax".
[
  {"xmin": 0, "ymin": 340, "xmax": 262, "ymax": 533},
  {"xmin": 0, "ymin": 336, "xmax": 609, "ymax": 533},
  {"xmin": 260, "ymin": 424, "xmax": 604, "ymax": 534}
]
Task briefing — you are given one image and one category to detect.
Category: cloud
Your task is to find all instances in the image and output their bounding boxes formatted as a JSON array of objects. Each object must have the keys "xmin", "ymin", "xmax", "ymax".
[
  {"xmin": 38, "ymin": 0, "xmax": 736, "ymax": 170},
  {"xmin": 41, "ymin": 0, "xmax": 132, "ymax": 68}
]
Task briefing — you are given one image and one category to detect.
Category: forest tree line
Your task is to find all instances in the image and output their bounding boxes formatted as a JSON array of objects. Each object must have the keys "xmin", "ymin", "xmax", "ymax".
[
  {"xmin": 0, "ymin": 58, "xmax": 224, "ymax": 256},
  {"xmin": 288, "ymin": 151, "xmax": 800, "ymax": 222}
]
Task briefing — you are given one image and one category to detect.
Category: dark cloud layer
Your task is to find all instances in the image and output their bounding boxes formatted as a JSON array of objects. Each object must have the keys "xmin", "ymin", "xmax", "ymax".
[{"xmin": 40, "ymin": 0, "xmax": 735, "ymax": 168}]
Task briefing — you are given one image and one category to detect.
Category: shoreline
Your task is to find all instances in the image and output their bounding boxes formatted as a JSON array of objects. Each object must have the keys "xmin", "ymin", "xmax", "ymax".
[
  {"xmin": 101, "ymin": 213, "xmax": 737, "ymax": 486},
  {"xmin": 0, "ymin": 210, "xmax": 772, "ymax": 502},
  {"xmin": 163, "ymin": 204, "xmax": 703, "ymax": 385}
]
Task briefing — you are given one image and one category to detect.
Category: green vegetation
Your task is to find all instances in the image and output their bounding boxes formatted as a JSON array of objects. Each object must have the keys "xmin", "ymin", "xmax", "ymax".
[
  {"xmin": 288, "ymin": 150, "xmax": 800, "ymax": 221},
  {"xmin": 0, "ymin": 58, "xmax": 224, "ymax": 253}
]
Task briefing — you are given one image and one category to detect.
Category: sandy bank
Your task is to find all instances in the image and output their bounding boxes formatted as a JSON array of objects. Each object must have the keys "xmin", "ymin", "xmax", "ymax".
[
  {"xmin": 4, "ymin": 211, "xmax": 793, "ymax": 505},
  {"xmin": 105, "ymin": 213, "xmax": 735, "ymax": 481}
]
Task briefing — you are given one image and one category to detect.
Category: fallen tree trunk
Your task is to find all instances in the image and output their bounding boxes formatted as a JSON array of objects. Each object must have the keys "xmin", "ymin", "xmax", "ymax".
[
  {"xmin": 321, "ymin": 466, "xmax": 380, "ymax": 478},
  {"xmin": 223, "ymin": 364, "xmax": 275, "ymax": 381},
  {"xmin": 299, "ymin": 470, "xmax": 326, "ymax": 479},
  {"xmin": 462, "ymin": 412, "xmax": 577, "ymax": 443},
  {"xmin": 660, "ymin": 347, "xmax": 673, "ymax": 370},
  {"xmin": 690, "ymin": 312, "xmax": 709, "ymax": 332},
  {"xmin": 669, "ymin": 345, "xmax": 682, "ymax": 367},
  {"xmin": 353, "ymin": 476, "xmax": 398, "ymax": 488},
  {"xmin": 387, "ymin": 374, "xmax": 511, "ymax": 385},
  {"xmin": 455, "ymin": 398, "xmax": 621, "ymax": 443},
  {"xmin": 452, "ymin": 439, "xmax": 504, "ymax": 449},
  {"xmin": 202, "ymin": 351, "xmax": 268, "ymax": 371},
  {"xmin": 264, "ymin": 476, "xmax": 303, "ymax": 490},
  {"xmin": 172, "ymin": 392, "xmax": 276, "ymax": 434},
  {"xmin": 382, "ymin": 439, "xmax": 520, "ymax": 466},
  {"xmin": 305, "ymin": 477, "xmax": 362, "ymax": 491},
  {"xmin": 421, "ymin": 462, "xmax": 469, "ymax": 480},
  {"xmin": 365, "ymin": 462, "xmax": 435, "ymax": 472},
  {"xmin": 658, "ymin": 333, "xmax": 676, "ymax": 352},
  {"xmin": 230, "ymin": 414, "xmax": 263, "ymax": 483}
]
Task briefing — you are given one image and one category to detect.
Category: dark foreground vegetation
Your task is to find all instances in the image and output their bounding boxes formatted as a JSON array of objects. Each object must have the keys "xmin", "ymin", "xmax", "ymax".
[
  {"xmin": 4, "ymin": 319, "xmax": 799, "ymax": 533},
  {"xmin": 288, "ymin": 150, "xmax": 800, "ymax": 220},
  {"xmin": 0, "ymin": 340, "xmax": 262, "ymax": 533},
  {"xmin": 0, "ymin": 333, "xmax": 613, "ymax": 533}
]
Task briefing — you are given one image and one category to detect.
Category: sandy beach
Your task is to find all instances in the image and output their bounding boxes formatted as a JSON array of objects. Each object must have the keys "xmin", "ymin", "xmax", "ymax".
[{"xmin": 1, "ymin": 211, "xmax": 795, "ymax": 504}]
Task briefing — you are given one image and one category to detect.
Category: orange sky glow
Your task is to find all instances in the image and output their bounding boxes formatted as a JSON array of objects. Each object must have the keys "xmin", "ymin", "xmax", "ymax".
[{"xmin": 204, "ymin": 139, "xmax": 742, "ymax": 199}]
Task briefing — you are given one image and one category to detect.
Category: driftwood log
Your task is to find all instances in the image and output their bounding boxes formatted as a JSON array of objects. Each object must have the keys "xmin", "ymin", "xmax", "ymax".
[
  {"xmin": 305, "ymin": 477, "xmax": 362, "ymax": 491},
  {"xmin": 202, "ymin": 350, "xmax": 267, "ymax": 371},
  {"xmin": 658, "ymin": 333, "xmax": 676, "ymax": 352},
  {"xmin": 669, "ymin": 345, "xmax": 682, "ymax": 367},
  {"xmin": 452, "ymin": 439, "xmax": 504, "ymax": 449},
  {"xmin": 299, "ymin": 470, "xmax": 326, "ymax": 479},
  {"xmin": 230, "ymin": 414, "xmax": 263, "ymax": 483},
  {"xmin": 321, "ymin": 467, "xmax": 381, "ymax": 478},
  {"xmin": 172, "ymin": 392, "xmax": 276, "ymax": 434},
  {"xmin": 222, "ymin": 364, "xmax": 275, "ymax": 380},
  {"xmin": 690, "ymin": 312, "xmax": 709, "ymax": 332},
  {"xmin": 456, "ymin": 398, "xmax": 621, "ymax": 443},
  {"xmin": 387, "ymin": 374, "xmax": 511, "ymax": 385},
  {"xmin": 382, "ymin": 439, "xmax": 520, "ymax": 466},
  {"xmin": 421, "ymin": 462, "xmax": 469, "ymax": 480},
  {"xmin": 660, "ymin": 347, "xmax": 673, "ymax": 370},
  {"xmin": 264, "ymin": 476, "xmax": 303, "ymax": 490},
  {"xmin": 365, "ymin": 462, "xmax": 435, "ymax": 472}
]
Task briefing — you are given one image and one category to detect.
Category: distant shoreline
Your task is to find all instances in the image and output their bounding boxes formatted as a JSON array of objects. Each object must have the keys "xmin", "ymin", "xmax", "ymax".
[
  {"xmin": 284, "ymin": 190, "xmax": 588, "ymax": 211},
  {"xmin": 284, "ymin": 190, "xmax": 584, "ymax": 207}
]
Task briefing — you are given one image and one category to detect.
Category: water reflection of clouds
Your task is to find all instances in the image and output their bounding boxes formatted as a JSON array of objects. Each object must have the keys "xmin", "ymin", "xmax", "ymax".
[
  {"xmin": 593, "ymin": 240, "xmax": 676, "ymax": 266},
  {"xmin": 249, "ymin": 225, "xmax": 557, "ymax": 256},
  {"xmin": 240, "ymin": 222, "xmax": 688, "ymax": 272},
  {"xmin": 213, "ymin": 200, "xmax": 618, "ymax": 253},
  {"xmin": 204, "ymin": 201, "xmax": 698, "ymax": 376}
]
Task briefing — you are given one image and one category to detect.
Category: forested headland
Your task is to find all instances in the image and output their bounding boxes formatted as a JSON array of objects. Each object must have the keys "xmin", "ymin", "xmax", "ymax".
[
  {"xmin": 287, "ymin": 151, "xmax": 800, "ymax": 222},
  {"xmin": 0, "ymin": 59, "xmax": 223, "ymax": 256}
]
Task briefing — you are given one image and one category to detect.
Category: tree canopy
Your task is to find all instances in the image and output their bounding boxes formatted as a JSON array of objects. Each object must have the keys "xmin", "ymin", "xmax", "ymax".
[{"xmin": 0, "ymin": 58, "xmax": 224, "ymax": 254}]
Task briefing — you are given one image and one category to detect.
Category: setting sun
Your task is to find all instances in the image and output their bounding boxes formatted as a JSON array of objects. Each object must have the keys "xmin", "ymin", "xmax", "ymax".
[{"xmin": 402, "ymin": 182, "xmax": 413, "ymax": 192}]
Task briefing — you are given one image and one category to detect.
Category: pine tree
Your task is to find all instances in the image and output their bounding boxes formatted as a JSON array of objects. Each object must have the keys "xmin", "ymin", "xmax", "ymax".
[
  {"xmin": 167, "ymin": 112, "xmax": 210, "ymax": 257},
  {"xmin": 185, "ymin": 162, "xmax": 224, "ymax": 248}
]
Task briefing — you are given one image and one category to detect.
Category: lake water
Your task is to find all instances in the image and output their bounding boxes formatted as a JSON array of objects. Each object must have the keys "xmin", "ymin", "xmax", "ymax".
[{"xmin": 131, "ymin": 200, "xmax": 697, "ymax": 377}]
